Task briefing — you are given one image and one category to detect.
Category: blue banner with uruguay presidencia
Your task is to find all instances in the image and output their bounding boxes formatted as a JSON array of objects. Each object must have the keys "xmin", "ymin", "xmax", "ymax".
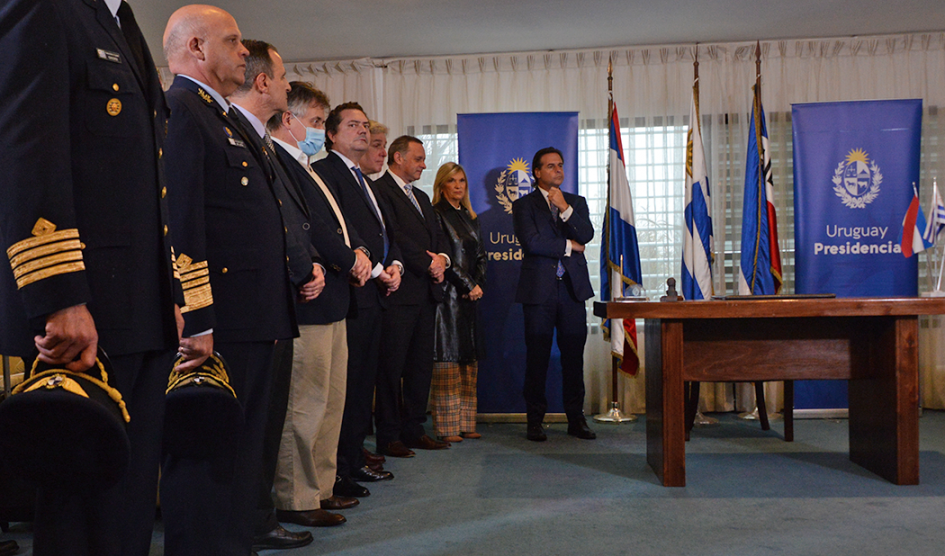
[
  {"xmin": 792, "ymin": 98, "xmax": 923, "ymax": 410},
  {"xmin": 457, "ymin": 112, "xmax": 579, "ymax": 414}
]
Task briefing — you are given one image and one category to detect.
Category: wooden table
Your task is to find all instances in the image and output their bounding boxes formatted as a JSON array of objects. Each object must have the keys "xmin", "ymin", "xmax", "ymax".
[{"xmin": 593, "ymin": 297, "xmax": 945, "ymax": 487}]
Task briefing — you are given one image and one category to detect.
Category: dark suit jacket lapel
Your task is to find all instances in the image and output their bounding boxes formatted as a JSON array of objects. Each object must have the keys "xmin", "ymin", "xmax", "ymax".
[
  {"xmin": 328, "ymin": 153, "xmax": 383, "ymax": 227},
  {"xmin": 88, "ymin": 0, "xmax": 147, "ymax": 91}
]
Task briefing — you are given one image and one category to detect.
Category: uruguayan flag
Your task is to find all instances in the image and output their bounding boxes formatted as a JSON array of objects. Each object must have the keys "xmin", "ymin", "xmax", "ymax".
[
  {"xmin": 682, "ymin": 82, "xmax": 713, "ymax": 300},
  {"xmin": 923, "ymin": 181, "xmax": 945, "ymax": 245}
]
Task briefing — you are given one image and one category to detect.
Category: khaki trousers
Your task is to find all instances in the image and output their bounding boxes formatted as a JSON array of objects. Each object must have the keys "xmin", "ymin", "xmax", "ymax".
[{"xmin": 274, "ymin": 321, "xmax": 347, "ymax": 510}]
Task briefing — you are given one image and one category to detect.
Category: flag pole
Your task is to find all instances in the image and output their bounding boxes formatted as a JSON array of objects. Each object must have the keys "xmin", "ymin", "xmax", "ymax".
[
  {"xmin": 688, "ymin": 44, "xmax": 718, "ymax": 428},
  {"xmin": 595, "ymin": 56, "xmax": 636, "ymax": 424},
  {"xmin": 934, "ymin": 177, "xmax": 945, "ymax": 293},
  {"xmin": 739, "ymin": 41, "xmax": 781, "ymax": 425}
]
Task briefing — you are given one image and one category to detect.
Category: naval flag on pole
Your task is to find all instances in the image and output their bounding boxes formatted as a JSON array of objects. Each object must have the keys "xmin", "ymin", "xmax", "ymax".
[{"xmin": 600, "ymin": 104, "xmax": 643, "ymax": 374}]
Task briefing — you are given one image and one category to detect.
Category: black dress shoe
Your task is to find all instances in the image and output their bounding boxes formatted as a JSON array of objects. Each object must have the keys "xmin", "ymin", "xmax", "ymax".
[
  {"xmin": 276, "ymin": 509, "xmax": 346, "ymax": 527},
  {"xmin": 334, "ymin": 475, "xmax": 371, "ymax": 497},
  {"xmin": 352, "ymin": 465, "xmax": 394, "ymax": 482},
  {"xmin": 567, "ymin": 419, "xmax": 597, "ymax": 440},
  {"xmin": 321, "ymin": 494, "xmax": 360, "ymax": 510},
  {"xmin": 526, "ymin": 423, "xmax": 547, "ymax": 442},
  {"xmin": 378, "ymin": 440, "xmax": 415, "ymax": 458},
  {"xmin": 252, "ymin": 524, "xmax": 313, "ymax": 550},
  {"xmin": 403, "ymin": 434, "xmax": 449, "ymax": 450}
]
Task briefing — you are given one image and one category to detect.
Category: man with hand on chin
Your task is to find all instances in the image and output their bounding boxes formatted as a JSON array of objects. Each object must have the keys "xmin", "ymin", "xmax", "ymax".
[{"xmin": 512, "ymin": 146, "xmax": 596, "ymax": 443}]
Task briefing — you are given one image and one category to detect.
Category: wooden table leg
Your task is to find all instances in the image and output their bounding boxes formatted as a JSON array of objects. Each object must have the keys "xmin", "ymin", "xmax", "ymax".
[
  {"xmin": 848, "ymin": 316, "xmax": 919, "ymax": 485},
  {"xmin": 646, "ymin": 319, "xmax": 686, "ymax": 486}
]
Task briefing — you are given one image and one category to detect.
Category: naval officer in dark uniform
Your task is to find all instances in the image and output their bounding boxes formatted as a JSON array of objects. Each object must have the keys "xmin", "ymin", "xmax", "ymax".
[
  {"xmin": 0, "ymin": 0, "xmax": 183, "ymax": 555},
  {"xmin": 160, "ymin": 6, "xmax": 298, "ymax": 556}
]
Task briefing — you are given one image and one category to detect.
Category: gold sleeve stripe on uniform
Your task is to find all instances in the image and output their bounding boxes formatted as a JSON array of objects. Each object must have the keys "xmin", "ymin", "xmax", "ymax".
[
  {"xmin": 180, "ymin": 283, "xmax": 213, "ymax": 313},
  {"xmin": 181, "ymin": 275, "xmax": 210, "ymax": 289},
  {"xmin": 12, "ymin": 251, "xmax": 84, "ymax": 280},
  {"xmin": 15, "ymin": 262, "xmax": 86, "ymax": 289},
  {"xmin": 6, "ymin": 228, "xmax": 80, "ymax": 259},
  {"xmin": 8, "ymin": 238, "xmax": 83, "ymax": 269},
  {"xmin": 170, "ymin": 248, "xmax": 181, "ymax": 280},
  {"xmin": 179, "ymin": 260, "xmax": 208, "ymax": 274},
  {"xmin": 180, "ymin": 267, "xmax": 209, "ymax": 281}
]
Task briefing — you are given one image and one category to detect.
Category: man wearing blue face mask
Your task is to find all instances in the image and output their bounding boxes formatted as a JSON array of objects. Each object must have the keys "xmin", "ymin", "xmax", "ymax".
[{"xmin": 263, "ymin": 82, "xmax": 376, "ymax": 532}]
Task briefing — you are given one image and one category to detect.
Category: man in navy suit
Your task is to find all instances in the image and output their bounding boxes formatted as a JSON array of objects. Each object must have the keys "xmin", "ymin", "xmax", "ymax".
[
  {"xmin": 312, "ymin": 103, "xmax": 404, "ymax": 497},
  {"xmin": 160, "ymin": 6, "xmax": 298, "ymax": 555},
  {"xmin": 267, "ymin": 83, "xmax": 380, "ymax": 531},
  {"xmin": 512, "ymin": 147, "xmax": 596, "ymax": 442},
  {"xmin": 0, "ymin": 1, "xmax": 182, "ymax": 554},
  {"xmin": 374, "ymin": 136, "xmax": 452, "ymax": 454}
]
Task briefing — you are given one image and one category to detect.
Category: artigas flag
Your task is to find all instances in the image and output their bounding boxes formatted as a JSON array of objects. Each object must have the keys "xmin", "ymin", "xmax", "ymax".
[
  {"xmin": 739, "ymin": 88, "xmax": 782, "ymax": 295},
  {"xmin": 600, "ymin": 105, "xmax": 642, "ymax": 375}
]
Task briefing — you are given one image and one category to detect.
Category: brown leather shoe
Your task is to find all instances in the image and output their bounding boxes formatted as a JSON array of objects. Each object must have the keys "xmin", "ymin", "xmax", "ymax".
[
  {"xmin": 321, "ymin": 495, "xmax": 360, "ymax": 510},
  {"xmin": 276, "ymin": 509, "xmax": 346, "ymax": 527},
  {"xmin": 363, "ymin": 447, "xmax": 386, "ymax": 464},
  {"xmin": 378, "ymin": 440, "xmax": 415, "ymax": 458},
  {"xmin": 439, "ymin": 435, "xmax": 463, "ymax": 443},
  {"xmin": 461, "ymin": 431, "xmax": 482, "ymax": 439},
  {"xmin": 404, "ymin": 434, "xmax": 450, "ymax": 450},
  {"xmin": 367, "ymin": 460, "xmax": 385, "ymax": 472}
]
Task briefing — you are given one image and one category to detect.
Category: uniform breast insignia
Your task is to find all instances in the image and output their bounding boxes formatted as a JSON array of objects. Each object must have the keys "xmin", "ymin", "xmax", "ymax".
[
  {"xmin": 96, "ymin": 48, "xmax": 122, "ymax": 63},
  {"xmin": 6, "ymin": 218, "xmax": 85, "ymax": 289},
  {"xmin": 106, "ymin": 98, "xmax": 122, "ymax": 116},
  {"xmin": 224, "ymin": 126, "xmax": 245, "ymax": 148},
  {"xmin": 176, "ymin": 253, "xmax": 213, "ymax": 313},
  {"xmin": 197, "ymin": 88, "xmax": 214, "ymax": 104}
]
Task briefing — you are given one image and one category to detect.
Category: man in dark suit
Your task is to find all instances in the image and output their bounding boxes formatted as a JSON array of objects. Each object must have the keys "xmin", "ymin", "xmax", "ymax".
[
  {"xmin": 513, "ymin": 147, "xmax": 596, "ymax": 442},
  {"xmin": 0, "ymin": 1, "xmax": 182, "ymax": 555},
  {"xmin": 267, "ymin": 82, "xmax": 379, "ymax": 531},
  {"xmin": 312, "ymin": 103, "xmax": 403, "ymax": 496},
  {"xmin": 160, "ymin": 7, "xmax": 298, "ymax": 556},
  {"xmin": 374, "ymin": 136, "xmax": 452, "ymax": 454},
  {"xmin": 226, "ymin": 42, "xmax": 325, "ymax": 549}
]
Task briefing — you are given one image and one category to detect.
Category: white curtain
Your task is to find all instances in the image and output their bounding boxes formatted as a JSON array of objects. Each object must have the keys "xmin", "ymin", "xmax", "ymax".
[{"xmin": 161, "ymin": 31, "xmax": 945, "ymax": 413}]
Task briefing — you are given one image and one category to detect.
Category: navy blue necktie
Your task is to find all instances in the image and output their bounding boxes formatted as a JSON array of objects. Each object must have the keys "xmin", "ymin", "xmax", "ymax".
[{"xmin": 354, "ymin": 167, "xmax": 389, "ymax": 261}]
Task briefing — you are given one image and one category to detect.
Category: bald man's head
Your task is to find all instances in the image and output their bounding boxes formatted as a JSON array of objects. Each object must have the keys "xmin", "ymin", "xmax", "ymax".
[{"xmin": 163, "ymin": 5, "xmax": 248, "ymax": 96}]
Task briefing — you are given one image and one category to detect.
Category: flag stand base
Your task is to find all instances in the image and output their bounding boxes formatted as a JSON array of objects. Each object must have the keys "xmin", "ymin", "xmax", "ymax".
[
  {"xmin": 922, "ymin": 290, "xmax": 945, "ymax": 297},
  {"xmin": 692, "ymin": 411, "xmax": 719, "ymax": 426},
  {"xmin": 593, "ymin": 402, "xmax": 637, "ymax": 423},
  {"xmin": 738, "ymin": 408, "xmax": 782, "ymax": 421}
]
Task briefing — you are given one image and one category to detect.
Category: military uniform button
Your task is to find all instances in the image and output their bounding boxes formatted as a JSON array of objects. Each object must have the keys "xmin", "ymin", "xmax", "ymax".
[
  {"xmin": 221, "ymin": 267, "xmax": 228, "ymax": 274},
  {"xmin": 278, "ymin": 199, "xmax": 283, "ymax": 206},
  {"xmin": 242, "ymin": 161, "xmax": 248, "ymax": 168},
  {"xmin": 158, "ymin": 148, "xmax": 163, "ymax": 158},
  {"xmin": 241, "ymin": 177, "xmax": 249, "ymax": 186},
  {"xmin": 112, "ymin": 83, "xmax": 119, "ymax": 91},
  {"xmin": 163, "ymin": 225, "xmax": 168, "ymax": 236},
  {"xmin": 284, "ymin": 227, "xmax": 288, "ymax": 233},
  {"xmin": 161, "ymin": 187, "xmax": 167, "ymax": 198}
]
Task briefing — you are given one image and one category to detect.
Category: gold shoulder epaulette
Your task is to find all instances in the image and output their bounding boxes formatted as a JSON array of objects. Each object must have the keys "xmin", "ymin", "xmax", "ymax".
[
  {"xmin": 6, "ymin": 218, "xmax": 85, "ymax": 289},
  {"xmin": 177, "ymin": 252, "xmax": 213, "ymax": 313}
]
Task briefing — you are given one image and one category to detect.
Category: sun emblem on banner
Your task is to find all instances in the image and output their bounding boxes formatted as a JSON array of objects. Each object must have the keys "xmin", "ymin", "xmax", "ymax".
[
  {"xmin": 495, "ymin": 158, "xmax": 535, "ymax": 214},
  {"xmin": 832, "ymin": 148, "xmax": 882, "ymax": 209}
]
